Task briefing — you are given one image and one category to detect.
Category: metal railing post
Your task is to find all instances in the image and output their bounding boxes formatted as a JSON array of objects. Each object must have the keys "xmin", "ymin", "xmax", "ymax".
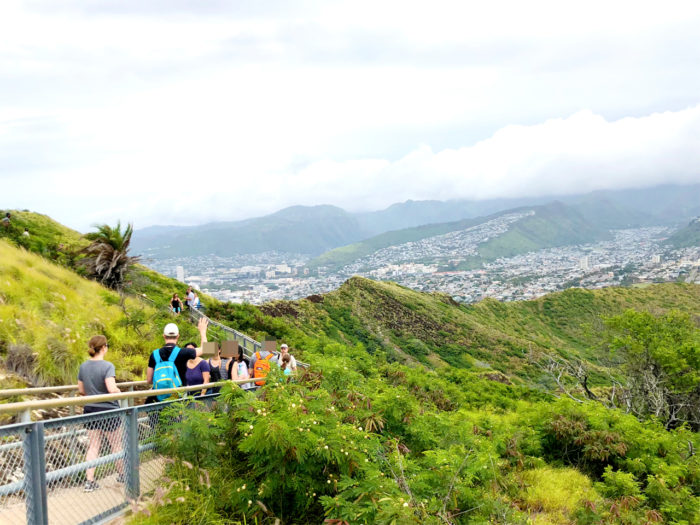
[
  {"xmin": 22, "ymin": 422, "xmax": 48, "ymax": 525},
  {"xmin": 68, "ymin": 390, "xmax": 76, "ymax": 417},
  {"xmin": 125, "ymin": 408, "xmax": 140, "ymax": 501}
]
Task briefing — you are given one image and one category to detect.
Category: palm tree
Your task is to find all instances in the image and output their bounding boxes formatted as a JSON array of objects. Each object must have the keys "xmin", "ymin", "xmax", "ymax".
[{"xmin": 81, "ymin": 222, "xmax": 140, "ymax": 290}]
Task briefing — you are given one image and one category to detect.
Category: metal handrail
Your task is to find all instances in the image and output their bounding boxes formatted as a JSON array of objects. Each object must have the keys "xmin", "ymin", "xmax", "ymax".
[
  {"xmin": 0, "ymin": 378, "xmax": 257, "ymax": 419},
  {"xmin": 0, "ymin": 381, "xmax": 148, "ymax": 398}
]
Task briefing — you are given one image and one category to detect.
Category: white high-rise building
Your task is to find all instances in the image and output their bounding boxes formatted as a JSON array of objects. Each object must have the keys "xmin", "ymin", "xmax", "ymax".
[
  {"xmin": 176, "ymin": 266, "xmax": 185, "ymax": 282},
  {"xmin": 651, "ymin": 254, "xmax": 661, "ymax": 264},
  {"xmin": 579, "ymin": 256, "xmax": 590, "ymax": 270}
]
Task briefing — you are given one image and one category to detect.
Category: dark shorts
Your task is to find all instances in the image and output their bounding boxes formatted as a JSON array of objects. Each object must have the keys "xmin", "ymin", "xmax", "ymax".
[{"xmin": 83, "ymin": 405, "xmax": 121, "ymax": 432}]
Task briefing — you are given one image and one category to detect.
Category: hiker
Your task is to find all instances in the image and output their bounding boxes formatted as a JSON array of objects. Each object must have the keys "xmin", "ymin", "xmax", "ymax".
[
  {"xmin": 192, "ymin": 292, "xmax": 201, "ymax": 309},
  {"xmin": 22, "ymin": 228, "xmax": 29, "ymax": 237},
  {"xmin": 249, "ymin": 345, "xmax": 277, "ymax": 387},
  {"xmin": 186, "ymin": 287, "xmax": 195, "ymax": 310},
  {"xmin": 280, "ymin": 353, "xmax": 293, "ymax": 377},
  {"xmin": 228, "ymin": 344, "xmax": 253, "ymax": 390},
  {"xmin": 145, "ymin": 317, "xmax": 208, "ymax": 403},
  {"xmin": 170, "ymin": 293, "xmax": 182, "ymax": 315},
  {"xmin": 1, "ymin": 212, "xmax": 10, "ymax": 228},
  {"xmin": 185, "ymin": 342, "xmax": 211, "ymax": 397},
  {"xmin": 77, "ymin": 335, "xmax": 124, "ymax": 492},
  {"xmin": 208, "ymin": 345, "xmax": 230, "ymax": 394},
  {"xmin": 277, "ymin": 343, "xmax": 297, "ymax": 371}
]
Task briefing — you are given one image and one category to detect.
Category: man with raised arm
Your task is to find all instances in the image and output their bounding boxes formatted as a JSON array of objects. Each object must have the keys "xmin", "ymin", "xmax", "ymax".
[{"xmin": 145, "ymin": 317, "xmax": 208, "ymax": 402}]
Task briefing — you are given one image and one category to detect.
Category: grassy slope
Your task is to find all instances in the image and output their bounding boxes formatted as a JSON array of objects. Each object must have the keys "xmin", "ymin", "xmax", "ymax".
[
  {"xmin": 0, "ymin": 241, "xmax": 209, "ymax": 389},
  {"xmin": 0, "ymin": 209, "xmax": 88, "ymax": 263},
  {"xmin": 0, "ymin": 239, "xmax": 154, "ymax": 385},
  {"xmin": 256, "ymin": 277, "xmax": 700, "ymax": 385}
]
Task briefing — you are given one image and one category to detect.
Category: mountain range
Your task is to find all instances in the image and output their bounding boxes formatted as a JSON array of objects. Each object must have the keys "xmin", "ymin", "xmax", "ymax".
[{"xmin": 131, "ymin": 183, "xmax": 700, "ymax": 263}]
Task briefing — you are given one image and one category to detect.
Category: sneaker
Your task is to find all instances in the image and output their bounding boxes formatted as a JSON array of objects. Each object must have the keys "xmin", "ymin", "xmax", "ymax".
[
  {"xmin": 83, "ymin": 480, "xmax": 100, "ymax": 492},
  {"xmin": 116, "ymin": 473, "xmax": 125, "ymax": 483}
]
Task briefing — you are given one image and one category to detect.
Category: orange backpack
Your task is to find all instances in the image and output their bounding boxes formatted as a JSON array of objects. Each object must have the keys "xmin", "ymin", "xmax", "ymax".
[{"xmin": 253, "ymin": 351, "xmax": 275, "ymax": 386}]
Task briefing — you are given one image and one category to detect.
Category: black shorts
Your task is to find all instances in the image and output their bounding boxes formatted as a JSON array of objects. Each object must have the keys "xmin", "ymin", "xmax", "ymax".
[{"xmin": 83, "ymin": 405, "xmax": 122, "ymax": 432}]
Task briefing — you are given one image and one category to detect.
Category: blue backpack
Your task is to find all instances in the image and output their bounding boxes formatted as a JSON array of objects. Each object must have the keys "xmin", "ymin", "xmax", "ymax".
[{"xmin": 152, "ymin": 346, "xmax": 182, "ymax": 401}]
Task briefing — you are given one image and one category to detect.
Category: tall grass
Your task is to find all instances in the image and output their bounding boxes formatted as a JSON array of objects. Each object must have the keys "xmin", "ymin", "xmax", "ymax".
[{"xmin": 0, "ymin": 239, "xmax": 197, "ymax": 386}]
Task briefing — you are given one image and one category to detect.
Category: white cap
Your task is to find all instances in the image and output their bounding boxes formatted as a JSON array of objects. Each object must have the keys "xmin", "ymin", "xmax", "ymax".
[
  {"xmin": 163, "ymin": 323, "xmax": 179, "ymax": 337},
  {"xmin": 280, "ymin": 343, "xmax": 288, "ymax": 349}
]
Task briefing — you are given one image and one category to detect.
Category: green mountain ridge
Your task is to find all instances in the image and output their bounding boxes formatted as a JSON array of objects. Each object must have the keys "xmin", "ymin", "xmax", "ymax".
[
  {"xmin": 311, "ymin": 201, "xmax": 609, "ymax": 271},
  {"xmin": 666, "ymin": 217, "xmax": 700, "ymax": 248},
  {"xmin": 238, "ymin": 276, "xmax": 700, "ymax": 383},
  {"xmin": 132, "ymin": 205, "xmax": 369, "ymax": 257}
]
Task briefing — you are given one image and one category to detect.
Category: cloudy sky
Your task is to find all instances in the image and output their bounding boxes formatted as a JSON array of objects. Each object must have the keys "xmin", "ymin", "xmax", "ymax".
[{"xmin": 2, "ymin": 0, "xmax": 700, "ymax": 231}]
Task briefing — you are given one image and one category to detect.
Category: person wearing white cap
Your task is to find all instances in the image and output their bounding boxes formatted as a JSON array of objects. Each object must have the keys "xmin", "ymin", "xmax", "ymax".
[
  {"xmin": 277, "ymin": 343, "xmax": 297, "ymax": 371},
  {"xmin": 145, "ymin": 317, "xmax": 209, "ymax": 402}
]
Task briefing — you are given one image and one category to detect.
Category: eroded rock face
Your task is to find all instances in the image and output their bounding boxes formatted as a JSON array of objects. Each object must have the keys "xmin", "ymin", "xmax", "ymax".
[{"xmin": 260, "ymin": 301, "xmax": 300, "ymax": 319}]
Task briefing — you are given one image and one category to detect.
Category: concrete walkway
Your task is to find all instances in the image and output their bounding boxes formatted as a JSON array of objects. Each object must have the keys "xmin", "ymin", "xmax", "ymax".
[{"xmin": 0, "ymin": 457, "xmax": 164, "ymax": 525}]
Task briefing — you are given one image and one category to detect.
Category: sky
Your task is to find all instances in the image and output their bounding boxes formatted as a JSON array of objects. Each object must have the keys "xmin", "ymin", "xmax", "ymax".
[{"xmin": 2, "ymin": 0, "xmax": 700, "ymax": 231}]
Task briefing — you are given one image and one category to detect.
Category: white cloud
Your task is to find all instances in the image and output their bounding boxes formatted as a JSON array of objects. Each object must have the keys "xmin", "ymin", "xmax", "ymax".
[
  {"xmin": 1, "ymin": 0, "xmax": 700, "ymax": 230},
  {"xmin": 272, "ymin": 106, "xmax": 700, "ymax": 212}
]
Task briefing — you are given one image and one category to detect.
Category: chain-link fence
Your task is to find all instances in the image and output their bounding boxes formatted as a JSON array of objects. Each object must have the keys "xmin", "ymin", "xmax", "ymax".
[
  {"xmin": 0, "ymin": 424, "xmax": 27, "ymax": 524},
  {"xmin": 0, "ymin": 394, "xmax": 219, "ymax": 525}
]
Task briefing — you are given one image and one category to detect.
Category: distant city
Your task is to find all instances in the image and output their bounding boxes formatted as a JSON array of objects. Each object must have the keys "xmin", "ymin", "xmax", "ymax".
[{"xmin": 144, "ymin": 225, "xmax": 700, "ymax": 306}]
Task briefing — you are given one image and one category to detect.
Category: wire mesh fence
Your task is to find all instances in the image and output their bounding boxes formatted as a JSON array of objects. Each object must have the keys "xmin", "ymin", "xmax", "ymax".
[
  {"xmin": 0, "ymin": 424, "xmax": 27, "ymax": 524},
  {"xmin": 42, "ymin": 409, "xmax": 127, "ymax": 525},
  {"xmin": 0, "ymin": 395, "xmax": 219, "ymax": 525}
]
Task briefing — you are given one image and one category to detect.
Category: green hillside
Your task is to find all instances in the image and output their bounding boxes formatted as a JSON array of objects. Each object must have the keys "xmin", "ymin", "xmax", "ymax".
[
  {"xmin": 0, "ymin": 209, "xmax": 87, "ymax": 265},
  {"xmin": 477, "ymin": 201, "xmax": 608, "ymax": 260},
  {"xmin": 311, "ymin": 202, "xmax": 608, "ymax": 271},
  {"xmin": 310, "ymin": 214, "xmax": 497, "ymax": 270},
  {"xmin": 666, "ymin": 217, "xmax": 700, "ymax": 248},
  {"xmin": 206, "ymin": 276, "xmax": 700, "ymax": 393},
  {"xmin": 0, "ymin": 239, "xmax": 212, "ymax": 390},
  {"xmin": 131, "ymin": 205, "xmax": 368, "ymax": 257},
  {"xmin": 0, "ymin": 211, "xmax": 222, "ymax": 393},
  {"xmin": 142, "ymin": 277, "xmax": 700, "ymax": 524}
]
